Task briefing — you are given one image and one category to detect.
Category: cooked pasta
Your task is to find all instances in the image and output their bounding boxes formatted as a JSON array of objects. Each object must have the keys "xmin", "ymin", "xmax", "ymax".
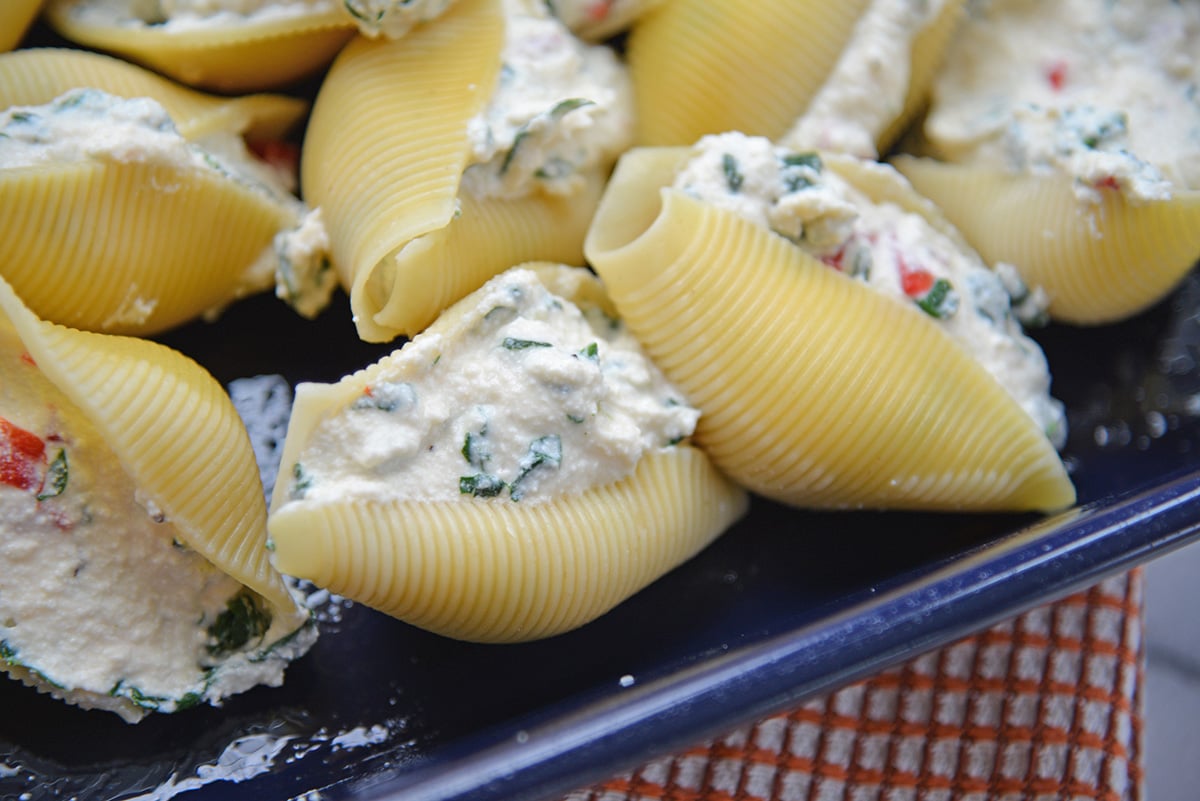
[
  {"xmin": 43, "ymin": 0, "xmax": 355, "ymax": 91},
  {"xmin": 268, "ymin": 264, "xmax": 747, "ymax": 642},
  {"xmin": 626, "ymin": 0, "xmax": 962, "ymax": 155},
  {"xmin": 0, "ymin": 89, "xmax": 331, "ymax": 335},
  {"xmin": 0, "ymin": 274, "xmax": 315, "ymax": 722},
  {"xmin": 585, "ymin": 144, "xmax": 1075, "ymax": 512},
  {"xmin": 903, "ymin": 0, "xmax": 1200, "ymax": 323},
  {"xmin": 0, "ymin": 0, "xmax": 44, "ymax": 53},
  {"xmin": 303, "ymin": 0, "xmax": 632, "ymax": 342}
]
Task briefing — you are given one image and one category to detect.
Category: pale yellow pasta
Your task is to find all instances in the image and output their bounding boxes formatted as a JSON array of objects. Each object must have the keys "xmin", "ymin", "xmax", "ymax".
[
  {"xmin": 585, "ymin": 148, "xmax": 1075, "ymax": 512},
  {"xmin": 0, "ymin": 47, "xmax": 308, "ymax": 142},
  {"xmin": 44, "ymin": 0, "xmax": 355, "ymax": 92},
  {"xmin": 0, "ymin": 156, "xmax": 297, "ymax": 335},
  {"xmin": 270, "ymin": 448, "xmax": 744, "ymax": 642},
  {"xmin": 627, "ymin": 0, "xmax": 869, "ymax": 145},
  {"xmin": 303, "ymin": 0, "xmax": 603, "ymax": 343},
  {"xmin": 0, "ymin": 0, "xmax": 44, "ymax": 53},
  {"xmin": 268, "ymin": 263, "xmax": 747, "ymax": 642},
  {"xmin": 0, "ymin": 275, "xmax": 306, "ymax": 636},
  {"xmin": 893, "ymin": 156, "xmax": 1200, "ymax": 325},
  {"xmin": 625, "ymin": 0, "xmax": 961, "ymax": 152}
]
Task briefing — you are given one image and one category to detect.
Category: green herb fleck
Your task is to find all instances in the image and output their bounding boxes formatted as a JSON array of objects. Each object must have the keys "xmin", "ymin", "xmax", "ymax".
[
  {"xmin": 781, "ymin": 152, "xmax": 823, "ymax": 171},
  {"xmin": 579, "ymin": 342, "xmax": 599, "ymax": 361},
  {"xmin": 503, "ymin": 337, "xmax": 552, "ymax": 351},
  {"xmin": 206, "ymin": 590, "xmax": 272, "ymax": 657},
  {"xmin": 722, "ymin": 153, "xmax": 744, "ymax": 192},
  {"xmin": 916, "ymin": 278, "xmax": 959, "ymax": 319},
  {"xmin": 510, "ymin": 435, "xmax": 562, "ymax": 501},
  {"xmin": 666, "ymin": 435, "xmax": 685, "ymax": 446},
  {"xmin": 291, "ymin": 462, "xmax": 313, "ymax": 499},
  {"xmin": 566, "ymin": 413, "xmax": 586, "ymax": 424},
  {"xmin": 460, "ymin": 473, "xmax": 506, "ymax": 497},
  {"xmin": 462, "ymin": 429, "xmax": 492, "ymax": 469},
  {"xmin": 36, "ymin": 449, "xmax": 68, "ymax": 501}
]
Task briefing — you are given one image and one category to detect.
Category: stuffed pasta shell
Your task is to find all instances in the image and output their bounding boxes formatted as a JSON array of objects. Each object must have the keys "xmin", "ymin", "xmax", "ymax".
[
  {"xmin": 0, "ymin": 0, "xmax": 44, "ymax": 53},
  {"xmin": 585, "ymin": 135, "xmax": 1075, "ymax": 513},
  {"xmin": 0, "ymin": 47, "xmax": 308, "ymax": 144},
  {"xmin": 0, "ymin": 88, "xmax": 334, "ymax": 335},
  {"xmin": 895, "ymin": 0, "xmax": 1200, "ymax": 325},
  {"xmin": 302, "ymin": 0, "xmax": 633, "ymax": 342},
  {"xmin": 43, "ymin": 0, "xmax": 355, "ymax": 92},
  {"xmin": 268, "ymin": 264, "xmax": 747, "ymax": 642},
  {"xmin": 0, "ymin": 276, "xmax": 316, "ymax": 723},
  {"xmin": 625, "ymin": 0, "xmax": 963, "ymax": 156}
]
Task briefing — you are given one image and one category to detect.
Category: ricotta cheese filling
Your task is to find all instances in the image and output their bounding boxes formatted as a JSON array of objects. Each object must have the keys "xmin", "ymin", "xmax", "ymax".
[
  {"xmin": 64, "ymin": 0, "xmax": 338, "ymax": 30},
  {"xmin": 0, "ymin": 89, "xmax": 335, "ymax": 320},
  {"xmin": 782, "ymin": 0, "xmax": 948, "ymax": 159},
  {"xmin": 673, "ymin": 133, "xmax": 1066, "ymax": 448},
  {"xmin": 0, "ymin": 318, "xmax": 316, "ymax": 723},
  {"xmin": 925, "ymin": 0, "xmax": 1200, "ymax": 201},
  {"xmin": 341, "ymin": 0, "xmax": 457, "ymax": 38},
  {"xmin": 460, "ymin": 1, "xmax": 634, "ymax": 200},
  {"xmin": 284, "ymin": 267, "xmax": 699, "ymax": 505}
]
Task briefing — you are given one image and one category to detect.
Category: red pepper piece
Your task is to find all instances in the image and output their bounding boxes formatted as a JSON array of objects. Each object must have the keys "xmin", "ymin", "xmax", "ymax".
[
  {"xmin": 0, "ymin": 417, "xmax": 46, "ymax": 492},
  {"xmin": 1046, "ymin": 60, "xmax": 1068, "ymax": 91}
]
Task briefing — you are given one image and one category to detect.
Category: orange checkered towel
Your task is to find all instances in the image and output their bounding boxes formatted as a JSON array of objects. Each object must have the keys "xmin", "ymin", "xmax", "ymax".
[{"xmin": 567, "ymin": 571, "xmax": 1143, "ymax": 801}]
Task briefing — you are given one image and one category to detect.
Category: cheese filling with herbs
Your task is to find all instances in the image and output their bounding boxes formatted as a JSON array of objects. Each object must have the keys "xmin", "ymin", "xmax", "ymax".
[
  {"xmin": 460, "ymin": 0, "xmax": 634, "ymax": 200},
  {"xmin": 0, "ymin": 89, "xmax": 335, "ymax": 320},
  {"xmin": 0, "ymin": 318, "xmax": 316, "ymax": 724},
  {"xmin": 284, "ymin": 268, "xmax": 699, "ymax": 506},
  {"xmin": 782, "ymin": 0, "xmax": 948, "ymax": 158},
  {"xmin": 673, "ymin": 133, "xmax": 1067, "ymax": 448},
  {"xmin": 925, "ymin": 0, "xmax": 1199, "ymax": 202},
  {"xmin": 61, "ymin": 0, "xmax": 338, "ymax": 29}
]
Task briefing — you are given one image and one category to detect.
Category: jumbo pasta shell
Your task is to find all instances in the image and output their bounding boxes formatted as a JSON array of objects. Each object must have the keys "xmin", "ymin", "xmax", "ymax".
[
  {"xmin": 0, "ymin": 160, "xmax": 296, "ymax": 335},
  {"xmin": 0, "ymin": 276, "xmax": 306, "ymax": 636},
  {"xmin": 893, "ymin": 156, "xmax": 1200, "ymax": 325},
  {"xmin": 0, "ymin": 0, "xmax": 43, "ymax": 53},
  {"xmin": 585, "ymin": 148, "xmax": 1075, "ymax": 512},
  {"xmin": 270, "ymin": 447, "xmax": 745, "ymax": 642},
  {"xmin": 44, "ymin": 1, "xmax": 354, "ymax": 92},
  {"xmin": 305, "ymin": 0, "xmax": 597, "ymax": 342},
  {"xmin": 626, "ymin": 0, "xmax": 872, "ymax": 145},
  {"xmin": 0, "ymin": 48, "xmax": 308, "ymax": 142}
]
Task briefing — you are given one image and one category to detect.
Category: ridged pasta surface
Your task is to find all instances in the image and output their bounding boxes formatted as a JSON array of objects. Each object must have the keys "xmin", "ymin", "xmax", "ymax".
[
  {"xmin": 626, "ymin": 0, "xmax": 871, "ymax": 145},
  {"xmin": 0, "ymin": 276, "xmax": 304, "ymax": 631},
  {"xmin": 269, "ymin": 448, "xmax": 746, "ymax": 642},
  {"xmin": 894, "ymin": 156, "xmax": 1200, "ymax": 325},
  {"xmin": 0, "ymin": 161, "xmax": 295, "ymax": 335},
  {"xmin": 585, "ymin": 149, "xmax": 1074, "ymax": 512},
  {"xmin": 301, "ymin": 0, "xmax": 504, "ymax": 342},
  {"xmin": 374, "ymin": 173, "xmax": 603, "ymax": 336},
  {"xmin": 0, "ymin": 0, "xmax": 43, "ymax": 53},
  {"xmin": 0, "ymin": 47, "xmax": 308, "ymax": 141},
  {"xmin": 44, "ymin": 2, "xmax": 354, "ymax": 92}
]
